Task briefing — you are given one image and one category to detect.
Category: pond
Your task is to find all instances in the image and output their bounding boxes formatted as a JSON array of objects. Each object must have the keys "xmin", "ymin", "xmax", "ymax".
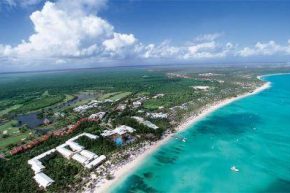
[{"xmin": 16, "ymin": 112, "xmax": 44, "ymax": 129}]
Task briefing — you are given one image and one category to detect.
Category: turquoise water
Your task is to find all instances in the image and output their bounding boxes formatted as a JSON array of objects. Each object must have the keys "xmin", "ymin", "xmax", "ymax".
[{"xmin": 111, "ymin": 74, "xmax": 290, "ymax": 193}]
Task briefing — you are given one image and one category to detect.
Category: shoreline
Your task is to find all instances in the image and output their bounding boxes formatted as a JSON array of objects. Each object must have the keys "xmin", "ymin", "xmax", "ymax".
[{"xmin": 92, "ymin": 81, "xmax": 271, "ymax": 193}]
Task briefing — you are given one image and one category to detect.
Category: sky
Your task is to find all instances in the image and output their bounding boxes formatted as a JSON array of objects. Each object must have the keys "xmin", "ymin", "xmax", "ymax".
[{"xmin": 0, "ymin": 0, "xmax": 289, "ymax": 72}]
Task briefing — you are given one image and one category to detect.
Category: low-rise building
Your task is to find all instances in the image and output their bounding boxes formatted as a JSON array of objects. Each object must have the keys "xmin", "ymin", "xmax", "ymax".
[
  {"xmin": 101, "ymin": 125, "xmax": 135, "ymax": 137},
  {"xmin": 116, "ymin": 104, "xmax": 126, "ymax": 111},
  {"xmin": 146, "ymin": 112, "xmax": 168, "ymax": 119},
  {"xmin": 89, "ymin": 112, "xmax": 106, "ymax": 120},
  {"xmin": 66, "ymin": 141, "xmax": 84, "ymax": 151},
  {"xmin": 28, "ymin": 132, "xmax": 105, "ymax": 188},
  {"xmin": 43, "ymin": 118, "xmax": 51, "ymax": 125},
  {"xmin": 80, "ymin": 150, "xmax": 97, "ymax": 160},
  {"xmin": 28, "ymin": 159, "xmax": 45, "ymax": 174},
  {"xmin": 73, "ymin": 101, "xmax": 99, "ymax": 113},
  {"xmin": 104, "ymin": 99, "xmax": 113, "ymax": 103},
  {"xmin": 33, "ymin": 173, "xmax": 54, "ymax": 188},
  {"xmin": 101, "ymin": 125, "xmax": 136, "ymax": 145},
  {"xmin": 132, "ymin": 116, "xmax": 159, "ymax": 130},
  {"xmin": 192, "ymin": 86, "xmax": 210, "ymax": 90},
  {"xmin": 72, "ymin": 153, "xmax": 89, "ymax": 165},
  {"xmin": 152, "ymin": 93, "xmax": 165, "ymax": 99},
  {"xmin": 85, "ymin": 155, "xmax": 106, "ymax": 170},
  {"xmin": 56, "ymin": 145, "xmax": 74, "ymax": 159},
  {"xmin": 132, "ymin": 101, "xmax": 142, "ymax": 108}
]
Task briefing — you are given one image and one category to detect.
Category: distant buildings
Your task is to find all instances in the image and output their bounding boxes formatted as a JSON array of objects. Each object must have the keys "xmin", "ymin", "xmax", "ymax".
[
  {"xmin": 132, "ymin": 101, "xmax": 142, "ymax": 108},
  {"xmin": 89, "ymin": 112, "xmax": 106, "ymax": 120},
  {"xmin": 104, "ymin": 99, "xmax": 113, "ymax": 103},
  {"xmin": 192, "ymin": 86, "xmax": 210, "ymax": 90},
  {"xmin": 146, "ymin": 112, "xmax": 168, "ymax": 119},
  {"xmin": 43, "ymin": 118, "xmax": 51, "ymax": 126},
  {"xmin": 152, "ymin": 93, "xmax": 165, "ymax": 99},
  {"xmin": 132, "ymin": 116, "xmax": 159, "ymax": 130},
  {"xmin": 101, "ymin": 125, "xmax": 135, "ymax": 137},
  {"xmin": 116, "ymin": 104, "xmax": 126, "ymax": 111},
  {"xmin": 28, "ymin": 149, "xmax": 56, "ymax": 188},
  {"xmin": 101, "ymin": 125, "xmax": 135, "ymax": 145},
  {"xmin": 28, "ymin": 132, "xmax": 106, "ymax": 189},
  {"xmin": 73, "ymin": 101, "xmax": 100, "ymax": 113},
  {"xmin": 33, "ymin": 173, "xmax": 54, "ymax": 189},
  {"xmin": 56, "ymin": 145, "xmax": 74, "ymax": 159}
]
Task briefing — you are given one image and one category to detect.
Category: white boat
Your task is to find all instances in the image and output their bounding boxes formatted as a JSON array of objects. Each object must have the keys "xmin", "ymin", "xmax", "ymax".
[
  {"xmin": 174, "ymin": 135, "xmax": 187, "ymax": 142},
  {"xmin": 231, "ymin": 165, "xmax": 239, "ymax": 172}
]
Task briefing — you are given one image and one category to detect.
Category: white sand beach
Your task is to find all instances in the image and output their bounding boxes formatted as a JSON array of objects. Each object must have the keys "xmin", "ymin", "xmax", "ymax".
[{"xmin": 90, "ymin": 81, "xmax": 271, "ymax": 193}]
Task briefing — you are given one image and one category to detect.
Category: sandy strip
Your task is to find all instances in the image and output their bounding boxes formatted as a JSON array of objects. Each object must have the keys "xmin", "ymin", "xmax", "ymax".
[{"xmin": 94, "ymin": 81, "xmax": 271, "ymax": 193}]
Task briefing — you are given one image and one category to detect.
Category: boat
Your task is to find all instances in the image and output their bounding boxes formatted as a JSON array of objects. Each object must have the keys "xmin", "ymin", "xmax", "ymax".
[
  {"xmin": 173, "ymin": 135, "xmax": 187, "ymax": 142},
  {"xmin": 231, "ymin": 165, "xmax": 239, "ymax": 172}
]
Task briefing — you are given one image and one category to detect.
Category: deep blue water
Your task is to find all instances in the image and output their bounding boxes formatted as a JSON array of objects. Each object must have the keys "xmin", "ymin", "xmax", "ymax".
[{"xmin": 111, "ymin": 74, "xmax": 290, "ymax": 193}]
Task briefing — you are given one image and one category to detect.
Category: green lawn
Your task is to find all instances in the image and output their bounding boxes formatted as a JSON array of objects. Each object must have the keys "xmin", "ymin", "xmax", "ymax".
[
  {"xmin": 42, "ymin": 90, "xmax": 50, "ymax": 96},
  {"xmin": 0, "ymin": 132, "xmax": 31, "ymax": 148},
  {"xmin": 0, "ymin": 120, "xmax": 32, "ymax": 149},
  {"xmin": 0, "ymin": 120, "xmax": 19, "ymax": 133},
  {"xmin": 99, "ymin": 92, "xmax": 121, "ymax": 100},
  {"xmin": 99, "ymin": 91, "xmax": 132, "ymax": 101},
  {"xmin": 0, "ymin": 104, "xmax": 22, "ymax": 116},
  {"xmin": 15, "ymin": 95, "xmax": 65, "ymax": 113},
  {"xmin": 109, "ymin": 92, "xmax": 132, "ymax": 101},
  {"xmin": 64, "ymin": 94, "xmax": 75, "ymax": 102}
]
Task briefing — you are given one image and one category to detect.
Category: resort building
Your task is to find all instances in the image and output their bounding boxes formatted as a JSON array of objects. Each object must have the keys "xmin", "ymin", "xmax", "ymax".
[
  {"xmin": 65, "ymin": 141, "xmax": 84, "ymax": 151},
  {"xmin": 116, "ymin": 104, "xmax": 126, "ymax": 111},
  {"xmin": 132, "ymin": 101, "xmax": 142, "ymax": 108},
  {"xmin": 28, "ymin": 132, "xmax": 107, "ymax": 188},
  {"xmin": 85, "ymin": 155, "xmax": 106, "ymax": 169},
  {"xmin": 33, "ymin": 149, "xmax": 56, "ymax": 160},
  {"xmin": 33, "ymin": 173, "xmax": 54, "ymax": 188},
  {"xmin": 80, "ymin": 149, "xmax": 98, "ymax": 160},
  {"xmin": 101, "ymin": 125, "xmax": 135, "ymax": 137},
  {"xmin": 88, "ymin": 100, "xmax": 101, "ymax": 105},
  {"xmin": 56, "ymin": 145, "xmax": 74, "ymax": 159},
  {"xmin": 68, "ymin": 132, "xmax": 98, "ymax": 142},
  {"xmin": 101, "ymin": 125, "xmax": 136, "ymax": 145},
  {"xmin": 72, "ymin": 153, "xmax": 89, "ymax": 165},
  {"xmin": 73, "ymin": 101, "xmax": 99, "ymax": 113},
  {"xmin": 146, "ymin": 112, "xmax": 168, "ymax": 119},
  {"xmin": 28, "ymin": 159, "xmax": 45, "ymax": 174},
  {"xmin": 43, "ymin": 118, "xmax": 51, "ymax": 125},
  {"xmin": 104, "ymin": 99, "xmax": 113, "ymax": 103},
  {"xmin": 192, "ymin": 86, "xmax": 210, "ymax": 90},
  {"xmin": 152, "ymin": 93, "xmax": 165, "ymax": 99},
  {"xmin": 89, "ymin": 112, "xmax": 106, "ymax": 120},
  {"xmin": 132, "ymin": 116, "xmax": 159, "ymax": 130},
  {"xmin": 28, "ymin": 148, "xmax": 56, "ymax": 188}
]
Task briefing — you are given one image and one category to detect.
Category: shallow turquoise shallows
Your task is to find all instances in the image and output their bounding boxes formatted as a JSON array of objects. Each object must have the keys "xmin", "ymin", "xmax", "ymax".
[{"xmin": 111, "ymin": 74, "xmax": 290, "ymax": 193}]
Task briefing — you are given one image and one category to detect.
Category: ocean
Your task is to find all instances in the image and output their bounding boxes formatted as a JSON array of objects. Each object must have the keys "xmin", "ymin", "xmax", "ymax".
[{"xmin": 110, "ymin": 74, "xmax": 290, "ymax": 193}]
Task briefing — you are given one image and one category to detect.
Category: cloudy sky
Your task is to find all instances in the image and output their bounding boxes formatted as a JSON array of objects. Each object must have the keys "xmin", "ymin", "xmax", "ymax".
[{"xmin": 0, "ymin": 0, "xmax": 289, "ymax": 72}]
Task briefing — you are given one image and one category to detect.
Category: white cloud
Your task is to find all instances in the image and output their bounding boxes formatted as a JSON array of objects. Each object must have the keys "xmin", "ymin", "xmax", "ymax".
[
  {"xmin": 11, "ymin": 1, "xmax": 109, "ymax": 57},
  {"xmin": 0, "ymin": 0, "xmax": 137, "ymax": 64},
  {"xmin": 103, "ymin": 33, "xmax": 137, "ymax": 52},
  {"xmin": 2, "ymin": 0, "xmax": 43, "ymax": 7},
  {"xmin": 187, "ymin": 41, "xmax": 216, "ymax": 55},
  {"xmin": 239, "ymin": 40, "xmax": 290, "ymax": 57},
  {"xmin": 194, "ymin": 33, "xmax": 222, "ymax": 42},
  {"xmin": 140, "ymin": 40, "xmax": 180, "ymax": 59},
  {"xmin": 183, "ymin": 36, "xmax": 234, "ymax": 59}
]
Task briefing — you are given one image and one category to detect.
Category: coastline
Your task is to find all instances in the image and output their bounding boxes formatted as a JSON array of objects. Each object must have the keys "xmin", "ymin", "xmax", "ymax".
[{"xmin": 92, "ymin": 81, "xmax": 271, "ymax": 193}]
